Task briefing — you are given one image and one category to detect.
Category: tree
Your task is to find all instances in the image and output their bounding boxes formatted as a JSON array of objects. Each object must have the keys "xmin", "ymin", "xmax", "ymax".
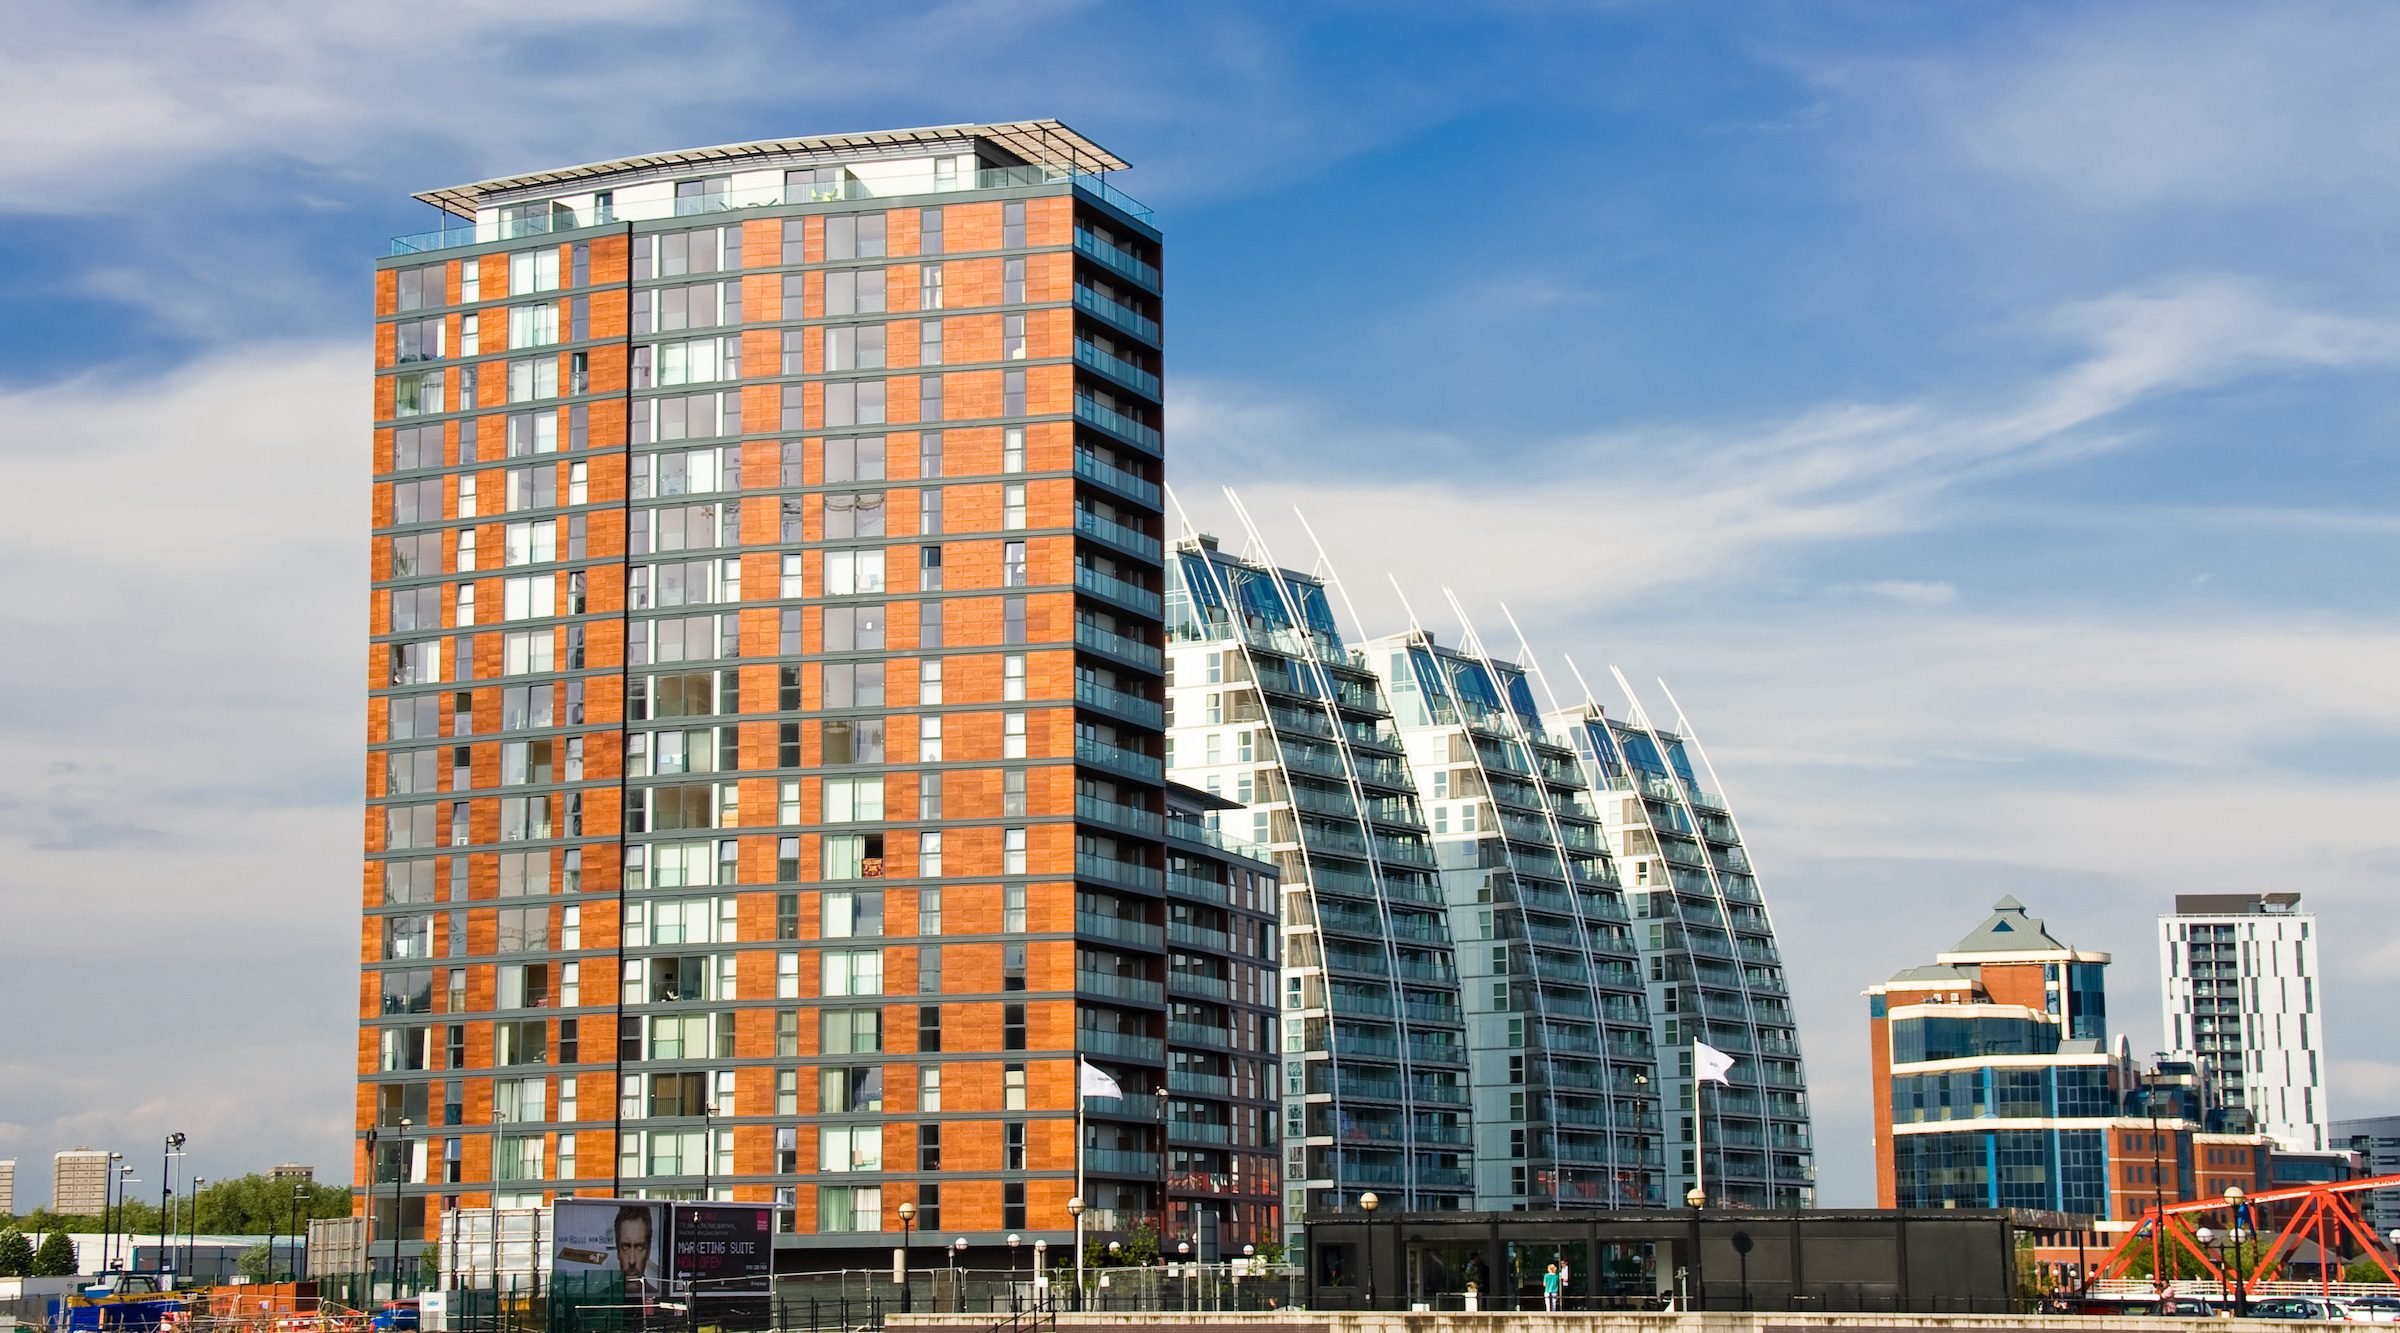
[
  {"xmin": 32, "ymin": 1232, "xmax": 77, "ymax": 1277},
  {"xmin": 238, "ymin": 1244, "xmax": 274, "ymax": 1282},
  {"xmin": 2344, "ymin": 1256, "xmax": 2397, "ymax": 1284},
  {"xmin": 1253, "ymin": 1239, "xmax": 1287, "ymax": 1271},
  {"xmin": 2119, "ymin": 1243, "xmax": 2211, "ymax": 1281},
  {"xmin": 0, "ymin": 1229, "xmax": 33, "ymax": 1277},
  {"xmin": 195, "ymin": 1176, "xmax": 351, "ymax": 1235}
]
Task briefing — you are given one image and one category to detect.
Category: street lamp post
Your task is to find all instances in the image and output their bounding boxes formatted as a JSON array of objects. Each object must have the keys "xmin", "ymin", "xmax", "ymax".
[
  {"xmin": 392, "ymin": 1117, "xmax": 413, "ymax": 1296},
  {"xmin": 896, "ymin": 1202, "xmax": 915, "ymax": 1314},
  {"xmin": 161, "ymin": 1133, "xmax": 185, "ymax": 1280},
  {"xmin": 116, "ymin": 1164, "xmax": 135, "ymax": 1273},
  {"xmin": 365, "ymin": 1126, "xmax": 382, "ymax": 1289},
  {"xmin": 1236, "ymin": 1244, "xmax": 1254, "ymax": 1311},
  {"xmin": 1176, "ymin": 1242, "xmax": 1191, "ymax": 1313},
  {"xmin": 1686, "ymin": 1186, "xmax": 1707, "ymax": 1312},
  {"xmin": 2227, "ymin": 1187, "xmax": 2251, "ymax": 1318},
  {"xmin": 1007, "ymin": 1234, "xmax": 1023, "ymax": 1313},
  {"xmin": 699, "ymin": 1103, "xmax": 716, "ymax": 1199},
  {"xmin": 1065, "ymin": 1196, "xmax": 1085, "ymax": 1311},
  {"xmin": 104, "ymin": 1154, "xmax": 125, "ymax": 1271},
  {"xmin": 1359, "ymin": 1192, "xmax": 1379, "ymax": 1311},
  {"xmin": 950, "ymin": 1238, "xmax": 967, "ymax": 1313},
  {"xmin": 291, "ymin": 1186, "xmax": 306, "ymax": 1283},
  {"xmin": 186, "ymin": 1177, "xmax": 204, "ymax": 1283}
]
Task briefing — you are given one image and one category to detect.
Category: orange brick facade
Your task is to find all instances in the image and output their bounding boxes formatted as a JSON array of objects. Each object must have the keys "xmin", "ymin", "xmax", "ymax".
[{"xmin": 361, "ymin": 133, "xmax": 1269, "ymax": 1268}]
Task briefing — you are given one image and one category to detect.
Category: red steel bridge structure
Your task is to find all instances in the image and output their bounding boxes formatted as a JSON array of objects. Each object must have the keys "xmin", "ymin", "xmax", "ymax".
[{"xmin": 2094, "ymin": 1174, "xmax": 2400, "ymax": 1298}]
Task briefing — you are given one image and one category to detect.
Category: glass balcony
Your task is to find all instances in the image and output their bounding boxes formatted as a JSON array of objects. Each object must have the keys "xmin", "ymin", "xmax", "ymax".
[
  {"xmin": 1075, "ymin": 735, "xmax": 1164, "ymax": 784},
  {"xmin": 1073, "ymin": 448, "xmax": 1161, "ymax": 507},
  {"xmin": 391, "ymin": 165, "xmax": 1154, "ymax": 256},
  {"xmin": 1075, "ymin": 970, "xmax": 1165, "ymax": 1005},
  {"xmin": 1076, "ymin": 909, "xmax": 1164, "ymax": 950},
  {"xmin": 1075, "ymin": 678, "xmax": 1163, "ymax": 728},
  {"xmin": 1074, "ymin": 563, "xmax": 1163, "ymax": 617},
  {"xmin": 1073, "ymin": 227, "xmax": 1161, "ymax": 291},
  {"xmin": 1074, "ymin": 621, "xmax": 1163, "ymax": 672},
  {"xmin": 1074, "ymin": 394, "xmax": 1162, "ymax": 453},
  {"xmin": 1074, "ymin": 340, "xmax": 1162, "ymax": 401},
  {"xmin": 1072, "ymin": 285, "xmax": 1161, "ymax": 346},
  {"xmin": 1074, "ymin": 508, "xmax": 1164, "ymax": 562}
]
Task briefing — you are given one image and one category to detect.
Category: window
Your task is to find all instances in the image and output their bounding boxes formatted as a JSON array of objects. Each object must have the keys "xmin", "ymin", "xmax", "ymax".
[
  {"xmin": 1002, "ymin": 767, "xmax": 1025, "ymax": 815},
  {"xmin": 509, "ymin": 304, "xmax": 560, "ymax": 349},
  {"xmin": 1003, "ymin": 313, "xmax": 1026, "ymax": 360},
  {"xmin": 919, "ymin": 488, "xmax": 943, "ymax": 534},
  {"xmin": 826, "ymin": 323, "xmax": 886, "ymax": 370},
  {"xmin": 918, "ymin": 886, "xmax": 943, "ymax": 933},
  {"xmin": 1002, "ymin": 542, "xmax": 1027, "ymax": 586},
  {"xmin": 918, "ymin": 944, "xmax": 941, "ymax": 994},
  {"xmin": 1003, "ymin": 1064, "xmax": 1027, "ymax": 1111},
  {"xmin": 1003, "ymin": 1002, "xmax": 1027, "ymax": 1051},
  {"xmin": 1004, "ymin": 880, "xmax": 1026, "ymax": 929},
  {"xmin": 818, "ymin": 1185, "xmax": 881, "ymax": 1233},
  {"xmin": 920, "ymin": 207, "xmax": 943, "ymax": 255},
  {"xmin": 821, "ymin": 889, "xmax": 884, "ymax": 937},
  {"xmin": 823, "ymin": 718, "xmax": 886, "ymax": 764},
  {"xmin": 1002, "ymin": 426, "xmax": 1025, "ymax": 473},
  {"xmin": 919, "ymin": 264, "xmax": 943, "ymax": 310},
  {"xmin": 825, "ymin": 213, "xmax": 887, "ymax": 260},
  {"xmin": 396, "ymin": 263, "xmax": 445, "ymax": 312},
  {"xmin": 1003, "ymin": 484, "xmax": 1027, "ymax": 529},
  {"xmin": 1003, "ymin": 369, "xmax": 1025, "ymax": 417},
  {"xmin": 919, "ymin": 374, "xmax": 942, "ymax": 422},
  {"xmin": 918, "ymin": 716, "xmax": 942, "ymax": 762},
  {"xmin": 918, "ymin": 1065, "xmax": 942, "ymax": 1111},
  {"xmin": 824, "ymin": 380, "xmax": 886, "ymax": 427},
  {"xmin": 823, "ymin": 603, "xmax": 886, "ymax": 650},
  {"xmin": 919, "ymin": 545, "xmax": 943, "ymax": 590},
  {"xmin": 918, "ymin": 831, "xmax": 943, "ymax": 877},
  {"xmin": 824, "ymin": 269, "xmax": 886, "ymax": 315},
  {"xmin": 825, "ymin": 435, "xmax": 887, "ymax": 483},
  {"xmin": 917, "ymin": 1004, "xmax": 941, "ymax": 1053},
  {"xmin": 1003, "ymin": 201, "xmax": 1025, "ymax": 249},
  {"xmin": 919, "ymin": 659, "xmax": 942, "ymax": 705},
  {"xmin": 819, "ymin": 1125, "xmax": 883, "ymax": 1173},
  {"xmin": 821, "ymin": 1007, "xmax": 882, "ymax": 1054},
  {"xmin": 1003, "ymin": 655, "xmax": 1026, "ymax": 701},
  {"xmin": 921, "ymin": 600, "xmax": 943, "ymax": 648},
  {"xmin": 1003, "ymin": 596, "xmax": 1026, "ymax": 645},
  {"xmin": 919, "ymin": 319, "xmax": 943, "ymax": 366},
  {"xmin": 918, "ymin": 1124, "xmax": 941, "ymax": 1171},
  {"xmin": 821, "ymin": 832, "xmax": 885, "ymax": 880},
  {"xmin": 1003, "ymin": 713, "xmax": 1026, "ymax": 760},
  {"xmin": 824, "ymin": 549, "xmax": 886, "ymax": 595},
  {"xmin": 1003, "ymin": 257, "xmax": 1026, "ymax": 305},
  {"xmin": 821, "ymin": 1067, "xmax": 882, "ymax": 1113},
  {"xmin": 509, "ymin": 249, "xmax": 560, "ymax": 295},
  {"xmin": 1005, "ymin": 832, "xmax": 1028, "ymax": 881}
]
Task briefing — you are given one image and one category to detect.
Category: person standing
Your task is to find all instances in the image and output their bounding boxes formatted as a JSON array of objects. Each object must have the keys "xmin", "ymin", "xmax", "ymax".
[
  {"xmin": 1543, "ymin": 1263, "xmax": 1561, "ymax": 1313},
  {"xmin": 1556, "ymin": 1257, "xmax": 1572, "ymax": 1310}
]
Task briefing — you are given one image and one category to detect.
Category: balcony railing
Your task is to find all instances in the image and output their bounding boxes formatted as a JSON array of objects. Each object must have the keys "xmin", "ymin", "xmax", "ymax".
[
  {"xmin": 1075, "ymin": 735, "xmax": 1165, "ymax": 784},
  {"xmin": 391, "ymin": 165, "xmax": 1154, "ymax": 256},
  {"xmin": 1074, "ymin": 395, "xmax": 1162, "ymax": 452},
  {"xmin": 1075, "ymin": 678, "xmax": 1163, "ymax": 728},
  {"xmin": 1073, "ymin": 285, "xmax": 1162, "ymax": 346},
  {"xmin": 1073, "ymin": 508, "xmax": 1164, "ymax": 561},
  {"xmin": 1074, "ymin": 340, "xmax": 1162, "ymax": 401},
  {"xmin": 1073, "ymin": 448, "xmax": 1161, "ymax": 508},
  {"xmin": 1074, "ymin": 621, "xmax": 1163, "ymax": 672},
  {"xmin": 1074, "ymin": 563, "xmax": 1163, "ymax": 616},
  {"xmin": 1074, "ymin": 227, "xmax": 1162, "ymax": 290}
]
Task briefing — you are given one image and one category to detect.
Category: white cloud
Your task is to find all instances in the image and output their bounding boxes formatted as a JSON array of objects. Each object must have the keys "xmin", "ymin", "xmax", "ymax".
[
  {"xmin": 1171, "ymin": 276, "xmax": 2400, "ymax": 626},
  {"xmin": 0, "ymin": 343, "xmax": 366, "ymax": 1194}
]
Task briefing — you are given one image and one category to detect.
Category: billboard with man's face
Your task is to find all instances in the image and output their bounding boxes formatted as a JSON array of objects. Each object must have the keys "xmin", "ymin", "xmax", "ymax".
[{"xmin": 553, "ymin": 1199, "xmax": 666, "ymax": 1303}]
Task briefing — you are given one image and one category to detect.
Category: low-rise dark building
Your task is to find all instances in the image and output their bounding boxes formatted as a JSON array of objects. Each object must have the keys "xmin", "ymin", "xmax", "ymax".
[{"xmin": 1306, "ymin": 1207, "xmax": 2017, "ymax": 1313}]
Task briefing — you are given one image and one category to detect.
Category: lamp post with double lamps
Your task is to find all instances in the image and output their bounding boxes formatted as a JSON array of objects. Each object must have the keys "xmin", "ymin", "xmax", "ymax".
[{"xmin": 160, "ymin": 1134, "xmax": 185, "ymax": 1281}]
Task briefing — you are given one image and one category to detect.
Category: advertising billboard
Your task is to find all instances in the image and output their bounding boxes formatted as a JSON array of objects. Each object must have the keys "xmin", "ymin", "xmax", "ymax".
[
  {"xmin": 551, "ymin": 1199, "xmax": 667, "ymax": 1309},
  {"xmin": 671, "ymin": 1203, "xmax": 774, "ymax": 1327}
]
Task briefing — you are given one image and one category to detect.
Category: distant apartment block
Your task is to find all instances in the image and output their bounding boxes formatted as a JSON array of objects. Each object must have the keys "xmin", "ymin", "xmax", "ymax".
[
  {"xmin": 269, "ymin": 1163, "xmax": 317, "ymax": 1182},
  {"xmin": 2160, "ymin": 893, "xmax": 2326, "ymax": 1150},
  {"xmin": 53, "ymin": 1148, "xmax": 110, "ymax": 1216},
  {"xmin": 2338, "ymin": 1115, "xmax": 2400, "ymax": 1232},
  {"xmin": 0, "ymin": 1159, "xmax": 14, "ymax": 1216}
]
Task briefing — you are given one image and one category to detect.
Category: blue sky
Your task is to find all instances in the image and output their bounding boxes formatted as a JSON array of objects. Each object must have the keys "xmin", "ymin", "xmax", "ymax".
[{"xmin": 2, "ymin": 0, "xmax": 2397, "ymax": 1209}]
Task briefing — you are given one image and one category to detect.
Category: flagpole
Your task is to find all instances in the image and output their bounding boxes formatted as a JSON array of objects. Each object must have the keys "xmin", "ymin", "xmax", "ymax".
[{"xmin": 1692, "ymin": 1044, "xmax": 1706, "ymax": 1208}]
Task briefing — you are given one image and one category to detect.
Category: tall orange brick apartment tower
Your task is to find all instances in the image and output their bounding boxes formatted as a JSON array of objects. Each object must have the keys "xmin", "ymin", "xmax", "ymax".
[{"xmin": 363, "ymin": 122, "xmax": 1274, "ymax": 1273}]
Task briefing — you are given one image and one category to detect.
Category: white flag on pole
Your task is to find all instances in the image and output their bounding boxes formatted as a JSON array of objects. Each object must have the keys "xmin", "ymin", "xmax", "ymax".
[
  {"xmin": 1694, "ymin": 1041, "xmax": 1736, "ymax": 1085},
  {"xmin": 1079, "ymin": 1058, "xmax": 1123, "ymax": 1099}
]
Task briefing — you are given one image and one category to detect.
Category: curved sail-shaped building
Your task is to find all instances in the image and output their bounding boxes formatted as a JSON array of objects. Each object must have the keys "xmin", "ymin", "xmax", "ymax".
[
  {"xmin": 1548, "ymin": 692, "xmax": 1814, "ymax": 1208},
  {"xmin": 1364, "ymin": 630, "xmax": 1666, "ymax": 1209},
  {"xmin": 1166, "ymin": 536, "xmax": 1473, "ymax": 1250}
]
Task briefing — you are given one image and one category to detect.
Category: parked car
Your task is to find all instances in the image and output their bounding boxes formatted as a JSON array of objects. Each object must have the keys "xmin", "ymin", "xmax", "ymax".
[
  {"xmin": 2246, "ymin": 1296, "xmax": 2357, "ymax": 1321},
  {"xmin": 2344, "ymin": 1295, "xmax": 2400, "ymax": 1324}
]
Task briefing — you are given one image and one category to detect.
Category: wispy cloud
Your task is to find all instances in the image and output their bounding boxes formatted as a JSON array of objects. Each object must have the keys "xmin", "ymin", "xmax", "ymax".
[{"xmin": 1173, "ymin": 275, "xmax": 2400, "ymax": 623}]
